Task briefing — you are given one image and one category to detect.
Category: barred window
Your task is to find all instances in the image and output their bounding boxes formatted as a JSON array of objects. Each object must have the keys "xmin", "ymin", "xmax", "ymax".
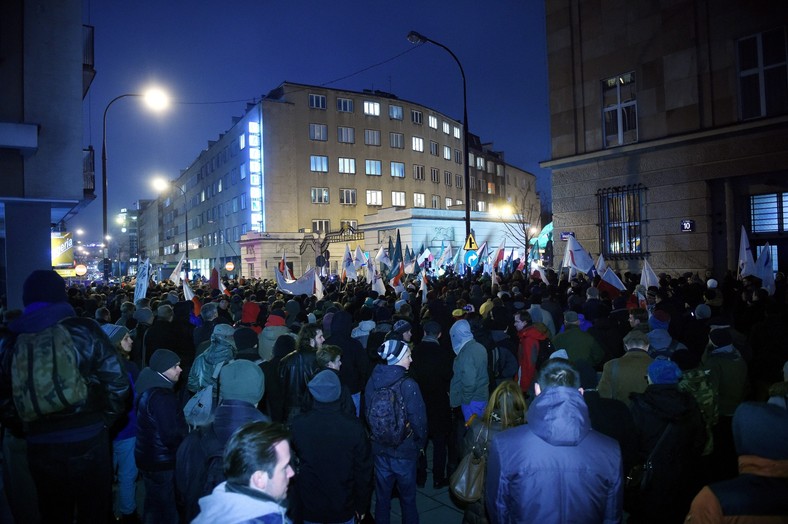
[
  {"xmin": 598, "ymin": 185, "xmax": 646, "ymax": 257},
  {"xmin": 751, "ymin": 192, "xmax": 788, "ymax": 232}
]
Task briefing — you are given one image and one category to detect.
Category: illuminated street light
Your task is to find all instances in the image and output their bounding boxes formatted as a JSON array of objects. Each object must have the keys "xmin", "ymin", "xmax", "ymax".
[{"xmin": 102, "ymin": 87, "xmax": 170, "ymax": 283}]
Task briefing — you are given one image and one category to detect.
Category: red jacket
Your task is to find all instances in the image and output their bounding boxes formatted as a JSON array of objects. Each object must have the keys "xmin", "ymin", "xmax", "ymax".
[{"xmin": 516, "ymin": 324, "xmax": 551, "ymax": 392}]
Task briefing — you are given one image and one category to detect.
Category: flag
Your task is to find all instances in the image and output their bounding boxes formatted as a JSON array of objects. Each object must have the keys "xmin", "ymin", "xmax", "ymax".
[
  {"xmin": 756, "ymin": 244, "xmax": 775, "ymax": 295},
  {"xmin": 219, "ymin": 278, "xmax": 230, "ymax": 296},
  {"xmin": 375, "ymin": 245, "xmax": 391, "ymax": 270},
  {"xmin": 371, "ymin": 266, "xmax": 387, "ymax": 296},
  {"xmin": 134, "ymin": 258, "xmax": 150, "ymax": 304},
  {"xmin": 534, "ymin": 264, "xmax": 550, "ymax": 285},
  {"xmin": 279, "ymin": 251, "xmax": 295, "ymax": 280},
  {"xmin": 182, "ymin": 278, "xmax": 201, "ymax": 316},
  {"xmin": 563, "ymin": 236, "xmax": 596, "ymax": 276},
  {"xmin": 491, "ymin": 263, "xmax": 498, "ymax": 291},
  {"xmin": 437, "ymin": 242, "xmax": 453, "ymax": 268},
  {"xmin": 420, "ymin": 271, "xmax": 429, "ymax": 302},
  {"xmin": 597, "ymin": 267, "xmax": 626, "ymax": 298},
  {"xmin": 314, "ymin": 270, "xmax": 324, "ymax": 301},
  {"xmin": 477, "ymin": 241, "xmax": 488, "ymax": 264},
  {"xmin": 169, "ymin": 254, "xmax": 185, "ymax": 287},
  {"xmin": 417, "ymin": 247, "xmax": 431, "ymax": 265},
  {"xmin": 353, "ymin": 245, "xmax": 367, "ymax": 270},
  {"xmin": 275, "ymin": 266, "xmax": 315, "ymax": 296},
  {"xmin": 389, "ymin": 230, "xmax": 404, "ymax": 285},
  {"xmin": 738, "ymin": 225, "xmax": 756, "ymax": 278},
  {"xmin": 503, "ymin": 248, "xmax": 514, "ymax": 275},
  {"xmin": 209, "ymin": 267, "xmax": 219, "ymax": 290},
  {"xmin": 595, "ymin": 254, "xmax": 607, "ymax": 275},
  {"xmin": 640, "ymin": 260, "xmax": 659, "ymax": 289},
  {"xmin": 492, "ymin": 239, "xmax": 506, "ymax": 270},
  {"xmin": 404, "ymin": 259, "xmax": 417, "ymax": 275},
  {"xmin": 342, "ymin": 244, "xmax": 358, "ymax": 282}
]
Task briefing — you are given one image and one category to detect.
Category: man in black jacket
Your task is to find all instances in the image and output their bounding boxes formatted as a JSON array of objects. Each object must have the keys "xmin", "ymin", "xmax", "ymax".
[{"xmin": 279, "ymin": 323, "xmax": 323, "ymax": 423}]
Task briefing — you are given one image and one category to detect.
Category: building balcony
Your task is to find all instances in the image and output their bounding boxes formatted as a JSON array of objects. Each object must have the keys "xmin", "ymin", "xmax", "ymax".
[
  {"xmin": 82, "ymin": 25, "xmax": 95, "ymax": 98},
  {"xmin": 83, "ymin": 146, "xmax": 95, "ymax": 196}
]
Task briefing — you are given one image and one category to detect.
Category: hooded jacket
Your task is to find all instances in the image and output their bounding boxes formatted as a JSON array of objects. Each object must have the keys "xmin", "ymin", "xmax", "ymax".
[
  {"xmin": 351, "ymin": 319, "xmax": 376, "ymax": 349},
  {"xmin": 326, "ymin": 311, "xmax": 370, "ymax": 394},
  {"xmin": 188, "ymin": 334, "xmax": 236, "ymax": 393},
  {"xmin": 258, "ymin": 317, "xmax": 292, "ymax": 362},
  {"xmin": 135, "ymin": 367, "xmax": 188, "ymax": 470},
  {"xmin": 193, "ymin": 481, "xmax": 290, "ymax": 524},
  {"xmin": 486, "ymin": 387, "xmax": 622, "ymax": 524},
  {"xmin": 449, "ymin": 320, "xmax": 489, "ymax": 408}
]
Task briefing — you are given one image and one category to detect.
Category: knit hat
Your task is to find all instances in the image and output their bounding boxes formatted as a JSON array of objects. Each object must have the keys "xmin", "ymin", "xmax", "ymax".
[
  {"xmin": 709, "ymin": 328, "xmax": 733, "ymax": 348},
  {"xmin": 564, "ymin": 310, "xmax": 579, "ymax": 323},
  {"xmin": 694, "ymin": 304, "xmax": 711, "ymax": 320},
  {"xmin": 101, "ymin": 324, "xmax": 129, "ymax": 346},
  {"xmin": 149, "ymin": 349, "xmax": 180, "ymax": 373},
  {"xmin": 213, "ymin": 323, "xmax": 235, "ymax": 338},
  {"xmin": 393, "ymin": 320, "xmax": 412, "ymax": 336},
  {"xmin": 649, "ymin": 310, "xmax": 671, "ymax": 330},
  {"xmin": 220, "ymin": 360, "xmax": 264, "ymax": 405},
  {"xmin": 378, "ymin": 339, "xmax": 410, "ymax": 365},
  {"xmin": 647, "ymin": 359, "xmax": 682, "ymax": 385},
  {"xmin": 22, "ymin": 270, "xmax": 68, "ymax": 306},
  {"xmin": 706, "ymin": 278, "xmax": 718, "ymax": 289},
  {"xmin": 134, "ymin": 307, "xmax": 154, "ymax": 325},
  {"xmin": 233, "ymin": 327, "xmax": 258, "ymax": 351},
  {"xmin": 167, "ymin": 291, "xmax": 179, "ymax": 304},
  {"xmin": 307, "ymin": 370, "xmax": 341, "ymax": 402}
]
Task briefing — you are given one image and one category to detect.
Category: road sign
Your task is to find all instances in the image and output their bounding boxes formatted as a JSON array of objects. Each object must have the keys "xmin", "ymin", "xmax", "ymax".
[
  {"xmin": 464, "ymin": 233, "xmax": 479, "ymax": 251},
  {"xmin": 464, "ymin": 250, "xmax": 479, "ymax": 268}
]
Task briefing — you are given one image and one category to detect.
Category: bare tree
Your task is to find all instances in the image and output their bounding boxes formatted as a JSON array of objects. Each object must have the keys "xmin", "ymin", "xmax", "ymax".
[{"xmin": 500, "ymin": 179, "xmax": 541, "ymax": 259}]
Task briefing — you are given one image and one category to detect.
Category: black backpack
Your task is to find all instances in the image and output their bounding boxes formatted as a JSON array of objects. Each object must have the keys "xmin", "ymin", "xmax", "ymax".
[
  {"xmin": 175, "ymin": 423, "xmax": 225, "ymax": 522},
  {"xmin": 366, "ymin": 376, "xmax": 409, "ymax": 447}
]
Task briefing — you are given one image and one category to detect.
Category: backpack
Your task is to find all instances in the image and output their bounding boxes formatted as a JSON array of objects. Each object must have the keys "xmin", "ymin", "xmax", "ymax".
[
  {"xmin": 176, "ymin": 423, "xmax": 225, "ymax": 522},
  {"xmin": 11, "ymin": 322, "xmax": 89, "ymax": 422},
  {"xmin": 366, "ymin": 376, "xmax": 409, "ymax": 447},
  {"xmin": 184, "ymin": 361, "xmax": 225, "ymax": 428},
  {"xmin": 678, "ymin": 368, "xmax": 718, "ymax": 456}
]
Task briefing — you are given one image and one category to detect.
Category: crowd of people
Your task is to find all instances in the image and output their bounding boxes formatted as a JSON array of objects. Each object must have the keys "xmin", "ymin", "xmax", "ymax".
[{"xmin": 0, "ymin": 263, "xmax": 786, "ymax": 523}]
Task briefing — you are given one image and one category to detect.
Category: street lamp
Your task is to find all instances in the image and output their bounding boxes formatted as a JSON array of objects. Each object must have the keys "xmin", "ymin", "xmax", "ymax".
[
  {"xmin": 152, "ymin": 177, "xmax": 189, "ymax": 280},
  {"xmin": 407, "ymin": 31, "xmax": 471, "ymax": 240},
  {"xmin": 102, "ymin": 88, "xmax": 169, "ymax": 283}
]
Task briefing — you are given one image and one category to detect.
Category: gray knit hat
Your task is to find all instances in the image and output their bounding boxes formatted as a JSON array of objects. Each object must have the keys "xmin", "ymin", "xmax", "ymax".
[
  {"xmin": 220, "ymin": 360, "xmax": 264, "ymax": 405},
  {"xmin": 308, "ymin": 370, "xmax": 341, "ymax": 402}
]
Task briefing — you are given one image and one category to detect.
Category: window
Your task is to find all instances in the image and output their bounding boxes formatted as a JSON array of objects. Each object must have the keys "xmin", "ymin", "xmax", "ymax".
[
  {"xmin": 443, "ymin": 146, "xmax": 452, "ymax": 160},
  {"xmin": 337, "ymin": 98, "xmax": 354, "ymax": 112},
  {"xmin": 414, "ymin": 193, "xmax": 426, "ymax": 208},
  {"xmin": 453, "ymin": 126, "xmax": 461, "ymax": 139},
  {"xmin": 445, "ymin": 197, "xmax": 453, "ymax": 208},
  {"xmin": 432, "ymin": 195, "xmax": 440, "ymax": 209},
  {"xmin": 309, "ymin": 94, "xmax": 326, "ymax": 109},
  {"xmin": 340, "ymin": 219, "xmax": 358, "ymax": 230},
  {"xmin": 364, "ymin": 129, "xmax": 381, "ymax": 146},
  {"xmin": 412, "ymin": 136, "xmax": 424, "ymax": 152},
  {"xmin": 477, "ymin": 201, "xmax": 486, "ymax": 212},
  {"xmin": 597, "ymin": 185, "xmax": 646, "ymax": 257},
  {"xmin": 455, "ymin": 199, "xmax": 463, "ymax": 206},
  {"xmin": 603, "ymin": 72, "xmax": 638, "ymax": 147},
  {"xmin": 390, "ymin": 162, "xmax": 405, "ymax": 178},
  {"xmin": 469, "ymin": 153, "xmax": 475, "ymax": 166},
  {"xmin": 751, "ymin": 192, "xmax": 788, "ymax": 232},
  {"xmin": 430, "ymin": 141, "xmax": 439, "ymax": 156},
  {"xmin": 309, "ymin": 123, "xmax": 328, "ymax": 141},
  {"xmin": 443, "ymin": 121, "xmax": 451, "ymax": 134},
  {"xmin": 364, "ymin": 101, "xmax": 380, "ymax": 116},
  {"xmin": 239, "ymin": 134, "xmax": 246, "ymax": 150},
  {"xmin": 389, "ymin": 105, "xmax": 403, "ymax": 120},
  {"xmin": 413, "ymin": 164, "xmax": 425, "ymax": 180},
  {"xmin": 312, "ymin": 219, "xmax": 330, "ymax": 233},
  {"xmin": 340, "ymin": 188, "xmax": 357, "ymax": 205},
  {"xmin": 310, "ymin": 155, "xmax": 328, "ymax": 173},
  {"xmin": 366, "ymin": 190, "xmax": 383, "ymax": 206},
  {"xmin": 477, "ymin": 179, "xmax": 485, "ymax": 192},
  {"xmin": 430, "ymin": 168, "xmax": 440, "ymax": 183},
  {"xmin": 455, "ymin": 150, "xmax": 462, "ymax": 164},
  {"xmin": 497, "ymin": 164, "xmax": 504, "ymax": 177},
  {"xmin": 366, "ymin": 159, "xmax": 382, "ymax": 176},
  {"xmin": 476, "ymin": 156, "xmax": 485, "ymax": 169},
  {"xmin": 411, "ymin": 110, "xmax": 423, "ymax": 124},
  {"xmin": 392, "ymin": 191, "xmax": 406, "ymax": 207},
  {"xmin": 311, "ymin": 187, "xmax": 329, "ymax": 204},
  {"xmin": 738, "ymin": 29, "xmax": 788, "ymax": 119},
  {"xmin": 338, "ymin": 157, "xmax": 356, "ymax": 174},
  {"xmin": 487, "ymin": 182, "xmax": 496, "ymax": 195},
  {"xmin": 390, "ymin": 132, "xmax": 404, "ymax": 149},
  {"xmin": 487, "ymin": 161, "xmax": 495, "ymax": 174},
  {"xmin": 337, "ymin": 126, "xmax": 355, "ymax": 144},
  {"xmin": 428, "ymin": 115, "xmax": 438, "ymax": 129},
  {"xmin": 444, "ymin": 171, "xmax": 452, "ymax": 186}
]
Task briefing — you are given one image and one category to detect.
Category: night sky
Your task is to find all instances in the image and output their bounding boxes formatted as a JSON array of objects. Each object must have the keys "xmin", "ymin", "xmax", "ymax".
[{"xmin": 78, "ymin": 0, "xmax": 550, "ymax": 242}]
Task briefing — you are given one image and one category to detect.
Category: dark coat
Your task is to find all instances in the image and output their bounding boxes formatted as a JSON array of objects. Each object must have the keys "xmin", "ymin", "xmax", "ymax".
[
  {"xmin": 134, "ymin": 368, "xmax": 188, "ymax": 471},
  {"xmin": 409, "ymin": 336, "xmax": 454, "ymax": 436},
  {"xmin": 278, "ymin": 348, "xmax": 318, "ymax": 422},
  {"xmin": 144, "ymin": 318, "xmax": 195, "ymax": 372},
  {"xmin": 326, "ymin": 311, "xmax": 370, "ymax": 394}
]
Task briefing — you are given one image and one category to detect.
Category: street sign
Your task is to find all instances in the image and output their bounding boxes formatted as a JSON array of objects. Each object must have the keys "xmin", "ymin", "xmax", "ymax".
[
  {"xmin": 681, "ymin": 219, "xmax": 695, "ymax": 232},
  {"xmin": 560, "ymin": 231, "xmax": 575, "ymax": 241},
  {"xmin": 464, "ymin": 250, "xmax": 479, "ymax": 267},
  {"xmin": 464, "ymin": 233, "xmax": 479, "ymax": 251}
]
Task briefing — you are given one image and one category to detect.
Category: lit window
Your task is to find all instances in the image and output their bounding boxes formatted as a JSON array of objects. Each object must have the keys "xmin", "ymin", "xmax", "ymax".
[
  {"xmin": 366, "ymin": 190, "xmax": 383, "ymax": 206},
  {"xmin": 497, "ymin": 165, "xmax": 504, "ymax": 177},
  {"xmin": 248, "ymin": 122, "xmax": 260, "ymax": 134},
  {"xmin": 455, "ymin": 199, "xmax": 462, "ymax": 206},
  {"xmin": 443, "ymin": 146, "xmax": 451, "ymax": 160},
  {"xmin": 312, "ymin": 219, "xmax": 329, "ymax": 233},
  {"xmin": 602, "ymin": 72, "xmax": 638, "ymax": 147},
  {"xmin": 598, "ymin": 185, "xmax": 646, "ymax": 257},
  {"xmin": 309, "ymin": 94, "xmax": 326, "ymax": 109},
  {"xmin": 477, "ymin": 201, "xmax": 486, "ymax": 212},
  {"xmin": 340, "ymin": 188, "xmax": 357, "ymax": 205},
  {"xmin": 738, "ymin": 29, "xmax": 788, "ymax": 120},
  {"xmin": 476, "ymin": 156, "xmax": 485, "ymax": 169},
  {"xmin": 487, "ymin": 161, "xmax": 495, "ymax": 174},
  {"xmin": 364, "ymin": 129, "xmax": 381, "ymax": 146},
  {"xmin": 311, "ymin": 187, "xmax": 329, "ymax": 204},
  {"xmin": 338, "ymin": 157, "xmax": 356, "ymax": 174},
  {"xmin": 364, "ymin": 101, "xmax": 380, "ymax": 116},
  {"xmin": 337, "ymin": 126, "xmax": 355, "ymax": 144},
  {"xmin": 428, "ymin": 115, "xmax": 438, "ymax": 129},
  {"xmin": 310, "ymin": 155, "xmax": 328, "ymax": 173},
  {"xmin": 340, "ymin": 219, "xmax": 358, "ymax": 230},
  {"xmin": 445, "ymin": 197, "xmax": 452, "ymax": 208},
  {"xmin": 443, "ymin": 121, "xmax": 450, "ymax": 134},
  {"xmin": 414, "ymin": 193, "xmax": 426, "ymax": 208},
  {"xmin": 392, "ymin": 191, "xmax": 406, "ymax": 207},
  {"xmin": 239, "ymin": 134, "xmax": 246, "ymax": 150},
  {"xmin": 337, "ymin": 98, "xmax": 354, "ymax": 112},
  {"xmin": 411, "ymin": 110, "xmax": 423, "ymax": 124},
  {"xmin": 487, "ymin": 182, "xmax": 496, "ymax": 195},
  {"xmin": 413, "ymin": 165, "xmax": 425, "ymax": 180},
  {"xmin": 390, "ymin": 162, "xmax": 405, "ymax": 178},
  {"xmin": 412, "ymin": 136, "xmax": 424, "ymax": 152},
  {"xmin": 751, "ymin": 192, "xmax": 788, "ymax": 232},
  {"xmin": 453, "ymin": 126, "xmax": 461, "ymax": 139},
  {"xmin": 365, "ymin": 160, "xmax": 382, "ymax": 176},
  {"xmin": 389, "ymin": 105, "xmax": 403, "ymax": 120},
  {"xmin": 240, "ymin": 163, "xmax": 247, "ymax": 180},
  {"xmin": 444, "ymin": 171, "xmax": 452, "ymax": 186},
  {"xmin": 430, "ymin": 168, "xmax": 440, "ymax": 183},
  {"xmin": 309, "ymin": 123, "xmax": 328, "ymax": 141},
  {"xmin": 390, "ymin": 132, "xmax": 404, "ymax": 149}
]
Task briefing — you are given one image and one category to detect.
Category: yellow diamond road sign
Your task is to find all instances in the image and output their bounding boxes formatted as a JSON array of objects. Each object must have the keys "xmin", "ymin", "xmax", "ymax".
[{"xmin": 464, "ymin": 233, "xmax": 478, "ymax": 251}]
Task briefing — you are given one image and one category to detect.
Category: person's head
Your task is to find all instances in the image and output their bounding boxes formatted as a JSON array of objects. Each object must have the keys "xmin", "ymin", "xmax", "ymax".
[
  {"xmin": 218, "ymin": 296, "xmax": 230, "ymax": 310},
  {"xmin": 586, "ymin": 287, "xmax": 599, "ymax": 300},
  {"xmin": 483, "ymin": 380, "xmax": 527, "ymax": 429},
  {"xmin": 391, "ymin": 320, "xmax": 412, "ymax": 342},
  {"xmin": 149, "ymin": 349, "xmax": 182, "ymax": 383},
  {"xmin": 95, "ymin": 307, "xmax": 111, "ymax": 322},
  {"xmin": 156, "ymin": 304, "xmax": 174, "ymax": 322},
  {"xmin": 623, "ymin": 329, "xmax": 650, "ymax": 351},
  {"xmin": 422, "ymin": 320, "xmax": 441, "ymax": 340},
  {"xmin": 296, "ymin": 323, "xmax": 324, "ymax": 351},
  {"xmin": 628, "ymin": 308, "xmax": 648, "ymax": 327},
  {"xmin": 22, "ymin": 269, "xmax": 68, "ymax": 307},
  {"xmin": 101, "ymin": 324, "xmax": 132, "ymax": 355},
  {"xmin": 316, "ymin": 344, "xmax": 343, "ymax": 371},
  {"xmin": 120, "ymin": 301, "xmax": 136, "ymax": 315},
  {"xmin": 200, "ymin": 301, "xmax": 219, "ymax": 321},
  {"xmin": 223, "ymin": 422, "xmax": 294, "ymax": 502},
  {"xmin": 563, "ymin": 310, "xmax": 579, "ymax": 326},
  {"xmin": 513, "ymin": 310, "xmax": 532, "ymax": 331},
  {"xmin": 534, "ymin": 358, "xmax": 581, "ymax": 396},
  {"xmin": 211, "ymin": 323, "xmax": 236, "ymax": 347},
  {"xmin": 307, "ymin": 369, "xmax": 341, "ymax": 403},
  {"xmin": 647, "ymin": 358, "xmax": 682, "ymax": 385},
  {"xmin": 220, "ymin": 360, "xmax": 265, "ymax": 405},
  {"xmin": 233, "ymin": 327, "xmax": 259, "ymax": 352},
  {"xmin": 378, "ymin": 339, "xmax": 412, "ymax": 369}
]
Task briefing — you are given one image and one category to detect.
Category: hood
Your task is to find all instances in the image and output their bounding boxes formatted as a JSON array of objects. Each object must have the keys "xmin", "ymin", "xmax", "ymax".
[
  {"xmin": 528, "ymin": 387, "xmax": 591, "ymax": 446},
  {"xmin": 369, "ymin": 362, "xmax": 407, "ymax": 389},
  {"xmin": 241, "ymin": 302, "xmax": 260, "ymax": 323},
  {"xmin": 285, "ymin": 300, "xmax": 301, "ymax": 326},
  {"xmin": 265, "ymin": 314, "xmax": 286, "ymax": 328},
  {"xmin": 519, "ymin": 323, "xmax": 550, "ymax": 340},
  {"xmin": 352, "ymin": 320, "xmax": 376, "ymax": 337},
  {"xmin": 9, "ymin": 301, "xmax": 76, "ymax": 334},
  {"xmin": 450, "ymin": 319, "xmax": 474, "ymax": 355},
  {"xmin": 261, "ymin": 324, "xmax": 290, "ymax": 343},
  {"xmin": 204, "ymin": 339, "xmax": 235, "ymax": 365},
  {"xmin": 193, "ymin": 482, "xmax": 287, "ymax": 524},
  {"xmin": 647, "ymin": 328, "xmax": 672, "ymax": 349},
  {"xmin": 135, "ymin": 367, "xmax": 175, "ymax": 398},
  {"xmin": 636, "ymin": 384, "xmax": 697, "ymax": 421},
  {"xmin": 330, "ymin": 310, "xmax": 353, "ymax": 337}
]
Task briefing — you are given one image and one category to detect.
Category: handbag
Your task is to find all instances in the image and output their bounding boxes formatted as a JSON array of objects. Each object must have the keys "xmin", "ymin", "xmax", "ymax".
[
  {"xmin": 626, "ymin": 422, "xmax": 673, "ymax": 492},
  {"xmin": 450, "ymin": 424, "xmax": 489, "ymax": 503}
]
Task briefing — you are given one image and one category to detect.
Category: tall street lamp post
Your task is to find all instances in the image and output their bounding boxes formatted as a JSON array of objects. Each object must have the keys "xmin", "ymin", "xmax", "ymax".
[
  {"xmin": 101, "ymin": 89, "xmax": 169, "ymax": 283},
  {"xmin": 407, "ymin": 31, "xmax": 471, "ymax": 240},
  {"xmin": 152, "ymin": 178, "xmax": 189, "ymax": 280}
]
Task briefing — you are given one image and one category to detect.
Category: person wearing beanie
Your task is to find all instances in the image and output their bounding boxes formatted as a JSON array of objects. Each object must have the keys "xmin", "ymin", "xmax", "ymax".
[
  {"xmin": 216, "ymin": 295, "xmax": 234, "ymax": 325},
  {"xmin": 116, "ymin": 301, "xmax": 138, "ymax": 330},
  {"xmin": 135, "ymin": 349, "xmax": 187, "ymax": 524},
  {"xmin": 449, "ymin": 319, "xmax": 489, "ymax": 423},
  {"xmin": 553, "ymin": 309, "xmax": 605, "ymax": 371},
  {"xmin": 364, "ymin": 339, "xmax": 427, "ymax": 524},
  {"xmin": 291, "ymin": 370, "xmax": 373, "ymax": 523},
  {"xmin": 143, "ymin": 303, "xmax": 194, "ymax": 373},
  {"xmin": 598, "ymin": 329, "xmax": 654, "ymax": 408},
  {"xmin": 188, "ymin": 323, "xmax": 237, "ymax": 394},
  {"xmin": 233, "ymin": 327, "xmax": 261, "ymax": 361},
  {"xmin": 324, "ymin": 311, "xmax": 369, "ymax": 417},
  {"xmin": 0, "ymin": 270, "xmax": 129, "ymax": 523},
  {"xmin": 257, "ymin": 309, "xmax": 293, "ymax": 362},
  {"xmin": 628, "ymin": 358, "xmax": 707, "ymax": 522},
  {"xmin": 386, "ymin": 319, "xmax": 412, "ymax": 343},
  {"xmin": 214, "ymin": 359, "xmax": 269, "ymax": 441},
  {"xmin": 192, "ymin": 301, "xmax": 219, "ymax": 349}
]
